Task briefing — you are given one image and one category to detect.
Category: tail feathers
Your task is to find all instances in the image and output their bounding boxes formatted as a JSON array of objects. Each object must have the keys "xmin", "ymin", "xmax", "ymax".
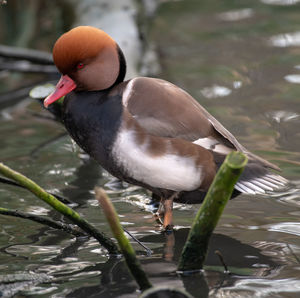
[{"xmin": 235, "ymin": 173, "xmax": 288, "ymax": 195}]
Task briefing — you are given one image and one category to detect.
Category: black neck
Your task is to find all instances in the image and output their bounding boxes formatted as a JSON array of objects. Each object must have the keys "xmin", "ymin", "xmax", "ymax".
[
  {"xmin": 115, "ymin": 45, "xmax": 126, "ymax": 85},
  {"xmin": 63, "ymin": 91, "xmax": 123, "ymax": 171}
]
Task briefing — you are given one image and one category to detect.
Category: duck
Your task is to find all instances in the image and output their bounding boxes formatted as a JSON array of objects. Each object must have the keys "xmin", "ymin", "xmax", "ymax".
[{"xmin": 44, "ymin": 26, "xmax": 287, "ymax": 229}]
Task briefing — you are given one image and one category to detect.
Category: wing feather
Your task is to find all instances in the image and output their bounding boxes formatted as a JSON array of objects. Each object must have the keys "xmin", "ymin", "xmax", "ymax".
[{"xmin": 122, "ymin": 77, "xmax": 280, "ymax": 171}]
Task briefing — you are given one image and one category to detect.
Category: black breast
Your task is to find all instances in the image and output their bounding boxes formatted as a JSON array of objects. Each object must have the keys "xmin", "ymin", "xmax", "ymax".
[{"xmin": 62, "ymin": 90, "xmax": 123, "ymax": 173}]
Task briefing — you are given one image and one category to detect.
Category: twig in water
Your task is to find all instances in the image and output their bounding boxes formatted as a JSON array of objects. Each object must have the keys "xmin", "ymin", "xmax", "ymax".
[
  {"xmin": 0, "ymin": 207, "xmax": 86, "ymax": 237},
  {"xmin": 215, "ymin": 250, "xmax": 229, "ymax": 273},
  {"xmin": 123, "ymin": 228, "xmax": 152, "ymax": 256}
]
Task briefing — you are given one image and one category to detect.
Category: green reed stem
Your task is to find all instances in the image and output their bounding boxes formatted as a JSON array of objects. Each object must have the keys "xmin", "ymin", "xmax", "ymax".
[
  {"xmin": 178, "ymin": 151, "xmax": 248, "ymax": 272},
  {"xmin": 0, "ymin": 162, "xmax": 118, "ymax": 254},
  {"xmin": 95, "ymin": 187, "xmax": 152, "ymax": 291}
]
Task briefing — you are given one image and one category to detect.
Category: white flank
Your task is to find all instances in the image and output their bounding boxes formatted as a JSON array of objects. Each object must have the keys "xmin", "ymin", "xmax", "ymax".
[
  {"xmin": 122, "ymin": 78, "xmax": 137, "ymax": 107},
  {"xmin": 112, "ymin": 128, "xmax": 203, "ymax": 191}
]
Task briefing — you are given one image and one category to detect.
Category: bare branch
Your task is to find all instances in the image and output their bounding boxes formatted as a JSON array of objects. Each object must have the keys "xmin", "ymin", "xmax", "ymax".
[
  {"xmin": 0, "ymin": 44, "xmax": 53, "ymax": 64},
  {"xmin": 0, "ymin": 207, "xmax": 86, "ymax": 237},
  {"xmin": 0, "ymin": 60, "xmax": 57, "ymax": 74}
]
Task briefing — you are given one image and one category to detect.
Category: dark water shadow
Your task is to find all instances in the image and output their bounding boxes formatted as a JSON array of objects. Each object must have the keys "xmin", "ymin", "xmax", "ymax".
[
  {"xmin": 51, "ymin": 228, "xmax": 281, "ymax": 298},
  {"xmin": 140, "ymin": 229, "xmax": 280, "ymax": 297},
  {"xmin": 60, "ymin": 156, "xmax": 103, "ymax": 205}
]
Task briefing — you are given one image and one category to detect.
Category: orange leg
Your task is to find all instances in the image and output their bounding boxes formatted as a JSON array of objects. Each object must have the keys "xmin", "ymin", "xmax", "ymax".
[
  {"xmin": 154, "ymin": 196, "xmax": 175, "ymax": 230},
  {"xmin": 162, "ymin": 198, "xmax": 174, "ymax": 230}
]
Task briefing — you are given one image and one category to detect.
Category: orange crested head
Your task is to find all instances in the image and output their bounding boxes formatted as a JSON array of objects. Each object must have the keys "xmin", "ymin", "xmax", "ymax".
[
  {"xmin": 53, "ymin": 26, "xmax": 116, "ymax": 74},
  {"xmin": 44, "ymin": 26, "xmax": 124, "ymax": 108}
]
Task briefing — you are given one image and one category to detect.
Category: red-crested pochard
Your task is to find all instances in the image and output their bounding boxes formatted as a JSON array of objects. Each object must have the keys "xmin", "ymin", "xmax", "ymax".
[{"xmin": 44, "ymin": 26, "xmax": 287, "ymax": 229}]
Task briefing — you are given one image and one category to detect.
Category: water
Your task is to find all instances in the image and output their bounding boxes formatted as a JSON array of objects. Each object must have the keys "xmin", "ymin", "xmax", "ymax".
[{"xmin": 1, "ymin": 0, "xmax": 300, "ymax": 297}]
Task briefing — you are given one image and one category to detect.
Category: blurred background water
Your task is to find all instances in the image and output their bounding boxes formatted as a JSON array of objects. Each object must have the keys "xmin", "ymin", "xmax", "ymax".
[{"xmin": 0, "ymin": 0, "xmax": 300, "ymax": 297}]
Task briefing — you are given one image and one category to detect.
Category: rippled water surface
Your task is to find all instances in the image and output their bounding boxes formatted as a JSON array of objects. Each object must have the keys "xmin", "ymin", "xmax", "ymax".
[{"xmin": 1, "ymin": 0, "xmax": 300, "ymax": 297}]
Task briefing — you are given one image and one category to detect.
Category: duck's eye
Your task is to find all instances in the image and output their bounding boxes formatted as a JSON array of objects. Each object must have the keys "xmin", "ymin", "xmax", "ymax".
[{"xmin": 77, "ymin": 63, "xmax": 84, "ymax": 70}]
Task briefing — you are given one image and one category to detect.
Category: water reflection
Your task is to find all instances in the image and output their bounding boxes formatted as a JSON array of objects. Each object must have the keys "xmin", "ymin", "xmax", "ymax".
[
  {"xmin": 140, "ymin": 229, "xmax": 280, "ymax": 272},
  {"xmin": 26, "ymin": 286, "xmax": 59, "ymax": 296},
  {"xmin": 6, "ymin": 244, "xmax": 62, "ymax": 257},
  {"xmin": 0, "ymin": 272, "xmax": 53, "ymax": 298},
  {"xmin": 267, "ymin": 222, "xmax": 300, "ymax": 236},
  {"xmin": 33, "ymin": 229, "xmax": 281, "ymax": 297},
  {"xmin": 261, "ymin": 0, "xmax": 300, "ymax": 5},
  {"xmin": 4, "ymin": 228, "xmax": 283, "ymax": 297},
  {"xmin": 24, "ymin": 206, "xmax": 50, "ymax": 215},
  {"xmin": 37, "ymin": 261, "xmax": 95, "ymax": 275},
  {"xmin": 200, "ymin": 85, "xmax": 232, "ymax": 99},
  {"xmin": 215, "ymin": 277, "xmax": 300, "ymax": 296},
  {"xmin": 269, "ymin": 32, "xmax": 300, "ymax": 47},
  {"xmin": 233, "ymin": 81, "xmax": 242, "ymax": 89},
  {"xmin": 266, "ymin": 110, "xmax": 300, "ymax": 123},
  {"xmin": 217, "ymin": 8, "xmax": 254, "ymax": 22},
  {"xmin": 1, "ymin": 0, "xmax": 300, "ymax": 296},
  {"xmin": 284, "ymin": 74, "xmax": 300, "ymax": 84}
]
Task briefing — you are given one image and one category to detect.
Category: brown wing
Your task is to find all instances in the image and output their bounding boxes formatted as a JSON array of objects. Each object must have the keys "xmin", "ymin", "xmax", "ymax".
[{"xmin": 120, "ymin": 77, "xmax": 280, "ymax": 171}]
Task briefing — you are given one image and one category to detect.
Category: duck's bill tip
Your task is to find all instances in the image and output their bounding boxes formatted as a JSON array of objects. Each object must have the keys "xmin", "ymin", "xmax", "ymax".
[{"xmin": 43, "ymin": 75, "xmax": 76, "ymax": 108}]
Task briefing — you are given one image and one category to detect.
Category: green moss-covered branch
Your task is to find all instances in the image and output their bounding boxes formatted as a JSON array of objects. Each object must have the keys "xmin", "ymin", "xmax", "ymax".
[
  {"xmin": 95, "ymin": 187, "xmax": 152, "ymax": 291},
  {"xmin": 0, "ymin": 162, "xmax": 118, "ymax": 254},
  {"xmin": 178, "ymin": 151, "xmax": 248, "ymax": 272}
]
